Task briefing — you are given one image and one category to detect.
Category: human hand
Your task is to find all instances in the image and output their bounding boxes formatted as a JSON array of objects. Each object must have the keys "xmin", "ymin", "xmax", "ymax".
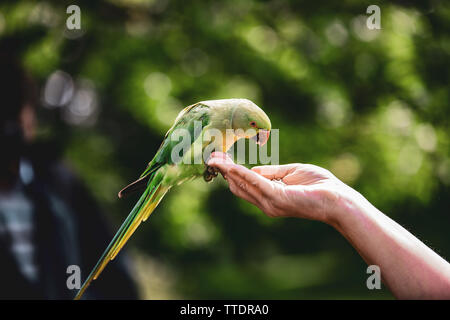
[
  {"xmin": 208, "ymin": 152, "xmax": 450, "ymax": 299},
  {"xmin": 207, "ymin": 152, "xmax": 358, "ymax": 225}
]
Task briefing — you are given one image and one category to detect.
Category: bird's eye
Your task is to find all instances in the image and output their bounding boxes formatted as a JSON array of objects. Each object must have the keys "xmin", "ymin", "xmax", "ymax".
[{"xmin": 250, "ymin": 121, "xmax": 257, "ymax": 127}]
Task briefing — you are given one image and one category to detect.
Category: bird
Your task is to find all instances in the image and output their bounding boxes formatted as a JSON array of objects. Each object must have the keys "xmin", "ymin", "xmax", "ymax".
[{"xmin": 74, "ymin": 98, "xmax": 271, "ymax": 299}]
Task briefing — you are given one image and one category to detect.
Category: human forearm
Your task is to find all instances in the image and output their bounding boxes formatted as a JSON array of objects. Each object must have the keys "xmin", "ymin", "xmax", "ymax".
[
  {"xmin": 207, "ymin": 156, "xmax": 450, "ymax": 299},
  {"xmin": 330, "ymin": 189, "xmax": 450, "ymax": 299}
]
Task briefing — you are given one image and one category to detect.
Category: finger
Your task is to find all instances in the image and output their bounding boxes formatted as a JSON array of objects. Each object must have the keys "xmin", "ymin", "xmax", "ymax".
[
  {"xmin": 251, "ymin": 164, "xmax": 298, "ymax": 180},
  {"xmin": 207, "ymin": 153, "xmax": 237, "ymax": 178},
  {"xmin": 207, "ymin": 151, "xmax": 232, "ymax": 163},
  {"xmin": 227, "ymin": 165, "xmax": 275, "ymax": 199},
  {"xmin": 207, "ymin": 154, "xmax": 269, "ymax": 207},
  {"xmin": 226, "ymin": 177, "xmax": 260, "ymax": 207},
  {"xmin": 227, "ymin": 172, "xmax": 285, "ymax": 216}
]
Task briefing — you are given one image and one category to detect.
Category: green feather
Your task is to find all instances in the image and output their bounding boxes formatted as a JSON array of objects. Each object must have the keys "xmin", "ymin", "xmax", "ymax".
[{"xmin": 74, "ymin": 99, "xmax": 271, "ymax": 299}]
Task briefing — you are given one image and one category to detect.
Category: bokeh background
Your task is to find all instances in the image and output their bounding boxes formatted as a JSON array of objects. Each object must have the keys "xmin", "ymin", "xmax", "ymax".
[{"xmin": 1, "ymin": 0, "xmax": 449, "ymax": 299}]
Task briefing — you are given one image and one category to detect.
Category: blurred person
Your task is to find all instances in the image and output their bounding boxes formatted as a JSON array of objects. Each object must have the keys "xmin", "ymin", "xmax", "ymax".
[
  {"xmin": 0, "ymin": 42, "xmax": 138, "ymax": 299},
  {"xmin": 208, "ymin": 152, "xmax": 450, "ymax": 299}
]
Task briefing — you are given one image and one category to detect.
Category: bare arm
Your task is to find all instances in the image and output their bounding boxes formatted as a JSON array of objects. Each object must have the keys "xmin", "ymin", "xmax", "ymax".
[{"xmin": 207, "ymin": 152, "xmax": 450, "ymax": 299}]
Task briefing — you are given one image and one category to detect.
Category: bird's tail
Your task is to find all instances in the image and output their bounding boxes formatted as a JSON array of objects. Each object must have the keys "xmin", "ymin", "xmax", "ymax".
[{"xmin": 74, "ymin": 170, "xmax": 168, "ymax": 300}]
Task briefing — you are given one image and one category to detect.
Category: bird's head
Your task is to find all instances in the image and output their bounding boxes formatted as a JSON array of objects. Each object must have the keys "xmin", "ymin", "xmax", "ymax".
[{"xmin": 231, "ymin": 98, "xmax": 271, "ymax": 146}]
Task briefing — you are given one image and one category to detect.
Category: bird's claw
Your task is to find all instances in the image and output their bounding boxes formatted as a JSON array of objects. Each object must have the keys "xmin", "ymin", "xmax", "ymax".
[{"xmin": 203, "ymin": 165, "xmax": 218, "ymax": 182}]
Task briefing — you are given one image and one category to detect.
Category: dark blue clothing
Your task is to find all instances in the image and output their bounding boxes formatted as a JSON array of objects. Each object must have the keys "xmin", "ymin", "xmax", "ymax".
[{"xmin": 0, "ymin": 154, "xmax": 138, "ymax": 299}]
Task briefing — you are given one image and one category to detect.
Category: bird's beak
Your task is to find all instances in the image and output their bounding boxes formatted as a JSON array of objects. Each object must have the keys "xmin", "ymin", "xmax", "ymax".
[{"xmin": 251, "ymin": 129, "xmax": 270, "ymax": 146}]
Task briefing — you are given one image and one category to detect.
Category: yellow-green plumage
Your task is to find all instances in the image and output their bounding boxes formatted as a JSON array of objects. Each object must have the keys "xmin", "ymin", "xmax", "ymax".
[{"xmin": 74, "ymin": 99, "xmax": 271, "ymax": 299}]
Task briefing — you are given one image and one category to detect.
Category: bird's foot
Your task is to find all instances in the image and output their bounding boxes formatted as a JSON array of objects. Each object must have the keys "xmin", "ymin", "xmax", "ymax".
[{"xmin": 203, "ymin": 165, "xmax": 218, "ymax": 182}]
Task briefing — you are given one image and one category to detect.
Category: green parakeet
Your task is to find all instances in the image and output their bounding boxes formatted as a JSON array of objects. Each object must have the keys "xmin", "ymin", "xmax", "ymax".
[{"xmin": 75, "ymin": 98, "xmax": 271, "ymax": 299}]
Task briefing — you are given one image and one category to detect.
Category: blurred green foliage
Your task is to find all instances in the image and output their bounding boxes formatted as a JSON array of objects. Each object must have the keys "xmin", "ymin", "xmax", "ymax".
[{"xmin": 1, "ymin": 0, "xmax": 449, "ymax": 299}]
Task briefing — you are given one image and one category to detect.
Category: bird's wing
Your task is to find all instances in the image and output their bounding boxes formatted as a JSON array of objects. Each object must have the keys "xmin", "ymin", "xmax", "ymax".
[
  {"xmin": 119, "ymin": 103, "xmax": 210, "ymax": 198},
  {"xmin": 149, "ymin": 102, "xmax": 210, "ymax": 166}
]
